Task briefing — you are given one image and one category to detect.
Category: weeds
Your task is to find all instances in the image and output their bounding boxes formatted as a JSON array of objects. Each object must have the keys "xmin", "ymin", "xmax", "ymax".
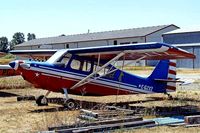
[
  {"xmin": 0, "ymin": 54, "xmax": 15, "ymax": 59},
  {"xmin": 0, "ymin": 76, "xmax": 32, "ymax": 89}
]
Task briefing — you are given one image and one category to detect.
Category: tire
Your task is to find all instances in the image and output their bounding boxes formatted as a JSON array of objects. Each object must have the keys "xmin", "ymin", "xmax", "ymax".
[
  {"xmin": 63, "ymin": 99, "xmax": 78, "ymax": 110},
  {"xmin": 36, "ymin": 95, "xmax": 48, "ymax": 106}
]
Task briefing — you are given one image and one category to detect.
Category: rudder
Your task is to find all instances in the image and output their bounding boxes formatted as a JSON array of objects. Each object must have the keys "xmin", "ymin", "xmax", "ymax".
[{"xmin": 166, "ymin": 60, "xmax": 177, "ymax": 92}]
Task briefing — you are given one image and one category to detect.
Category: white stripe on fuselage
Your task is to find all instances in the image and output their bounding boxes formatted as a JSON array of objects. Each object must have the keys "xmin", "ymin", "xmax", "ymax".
[{"xmin": 30, "ymin": 66, "xmax": 153, "ymax": 94}]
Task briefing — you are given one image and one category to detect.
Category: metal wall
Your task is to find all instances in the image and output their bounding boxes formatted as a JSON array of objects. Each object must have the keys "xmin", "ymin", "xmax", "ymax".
[
  {"xmin": 176, "ymin": 47, "xmax": 194, "ymax": 68},
  {"xmin": 146, "ymin": 26, "xmax": 178, "ymax": 42},
  {"xmin": 194, "ymin": 47, "xmax": 200, "ymax": 68},
  {"xmin": 163, "ymin": 32, "xmax": 200, "ymax": 44},
  {"xmin": 175, "ymin": 46, "xmax": 200, "ymax": 68}
]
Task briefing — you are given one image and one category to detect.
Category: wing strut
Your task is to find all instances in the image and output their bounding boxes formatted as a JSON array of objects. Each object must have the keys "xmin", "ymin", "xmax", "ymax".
[{"xmin": 70, "ymin": 52, "xmax": 125, "ymax": 90}]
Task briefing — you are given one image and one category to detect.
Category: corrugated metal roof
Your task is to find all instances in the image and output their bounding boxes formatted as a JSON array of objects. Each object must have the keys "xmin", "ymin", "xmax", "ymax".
[
  {"xmin": 172, "ymin": 43, "xmax": 200, "ymax": 47},
  {"xmin": 16, "ymin": 24, "xmax": 177, "ymax": 47}
]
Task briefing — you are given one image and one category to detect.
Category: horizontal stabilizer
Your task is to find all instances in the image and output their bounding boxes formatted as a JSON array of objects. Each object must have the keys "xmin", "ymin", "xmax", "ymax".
[
  {"xmin": 0, "ymin": 65, "xmax": 12, "ymax": 69},
  {"xmin": 154, "ymin": 79, "xmax": 183, "ymax": 83}
]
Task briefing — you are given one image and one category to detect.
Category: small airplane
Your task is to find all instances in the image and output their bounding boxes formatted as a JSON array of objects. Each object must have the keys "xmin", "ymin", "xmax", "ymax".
[{"xmin": 0, "ymin": 42, "xmax": 195, "ymax": 109}]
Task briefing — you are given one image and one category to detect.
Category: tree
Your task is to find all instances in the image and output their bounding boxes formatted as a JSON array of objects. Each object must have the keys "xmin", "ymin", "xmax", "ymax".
[
  {"xmin": 10, "ymin": 32, "xmax": 25, "ymax": 50},
  {"xmin": 59, "ymin": 34, "xmax": 66, "ymax": 37},
  {"xmin": 9, "ymin": 41, "xmax": 15, "ymax": 50},
  {"xmin": 0, "ymin": 37, "xmax": 8, "ymax": 52},
  {"xmin": 27, "ymin": 33, "xmax": 36, "ymax": 41}
]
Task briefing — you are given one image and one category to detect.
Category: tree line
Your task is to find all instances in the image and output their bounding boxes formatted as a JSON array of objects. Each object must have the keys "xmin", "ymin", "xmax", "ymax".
[{"xmin": 0, "ymin": 32, "xmax": 36, "ymax": 52}]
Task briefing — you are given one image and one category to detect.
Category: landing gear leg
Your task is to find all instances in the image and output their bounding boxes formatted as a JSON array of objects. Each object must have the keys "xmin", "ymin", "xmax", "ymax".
[
  {"xmin": 35, "ymin": 91, "xmax": 50, "ymax": 106},
  {"xmin": 62, "ymin": 88, "xmax": 78, "ymax": 110}
]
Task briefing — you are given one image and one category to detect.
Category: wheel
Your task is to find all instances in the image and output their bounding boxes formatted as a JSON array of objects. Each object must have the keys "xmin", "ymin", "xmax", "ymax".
[
  {"xmin": 168, "ymin": 95, "xmax": 173, "ymax": 100},
  {"xmin": 166, "ymin": 93, "xmax": 173, "ymax": 100},
  {"xmin": 63, "ymin": 99, "xmax": 78, "ymax": 110},
  {"xmin": 36, "ymin": 95, "xmax": 48, "ymax": 106}
]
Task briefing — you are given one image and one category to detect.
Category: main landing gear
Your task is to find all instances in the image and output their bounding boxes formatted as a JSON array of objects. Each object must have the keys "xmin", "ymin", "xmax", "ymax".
[
  {"xmin": 35, "ymin": 91, "xmax": 50, "ymax": 106},
  {"xmin": 35, "ymin": 89, "xmax": 79, "ymax": 110},
  {"xmin": 62, "ymin": 88, "xmax": 79, "ymax": 110},
  {"xmin": 36, "ymin": 95, "xmax": 48, "ymax": 106}
]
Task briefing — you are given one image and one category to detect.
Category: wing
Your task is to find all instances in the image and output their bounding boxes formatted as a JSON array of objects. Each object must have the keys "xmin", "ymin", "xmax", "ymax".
[
  {"xmin": 66, "ymin": 42, "xmax": 195, "ymax": 60},
  {"xmin": 10, "ymin": 49, "xmax": 57, "ymax": 60},
  {"xmin": 10, "ymin": 42, "xmax": 195, "ymax": 61}
]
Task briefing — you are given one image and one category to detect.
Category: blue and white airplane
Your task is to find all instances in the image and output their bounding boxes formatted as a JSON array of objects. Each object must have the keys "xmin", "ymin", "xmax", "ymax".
[{"xmin": 0, "ymin": 42, "xmax": 195, "ymax": 109}]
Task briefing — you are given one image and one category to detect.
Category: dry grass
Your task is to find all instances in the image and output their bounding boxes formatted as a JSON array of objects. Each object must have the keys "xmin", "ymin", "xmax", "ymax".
[
  {"xmin": 2, "ymin": 88, "xmax": 200, "ymax": 132},
  {"xmin": 0, "ymin": 63, "xmax": 200, "ymax": 132},
  {"xmin": 0, "ymin": 54, "xmax": 15, "ymax": 64},
  {"xmin": 177, "ymin": 68, "xmax": 200, "ymax": 74},
  {"xmin": 0, "ymin": 76, "xmax": 32, "ymax": 89},
  {"xmin": 0, "ymin": 58, "xmax": 13, "ymax": 64},
  {"xmin": 0, "ymin": 96, "xmax": 79, "ymax": 132}
]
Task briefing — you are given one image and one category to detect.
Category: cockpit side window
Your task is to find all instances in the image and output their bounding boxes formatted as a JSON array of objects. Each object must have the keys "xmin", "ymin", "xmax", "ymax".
[
  {"xmin": 70, "ymin": 59, "xmax": 92, "ymax": 72},
  {"xmin": 82, "ymin": 61, "xmax": 92, "ymax": 72},
  {"xmin": 71, "ymin": 59, "xmax": 81, "ymax": 70},
  {"xmin": 55, "ymin": 54, "xmax": 71, "ymax": 67},
  {"xmin": 93, "ymin": 63, "xmax": 111, "ymax": 76}
]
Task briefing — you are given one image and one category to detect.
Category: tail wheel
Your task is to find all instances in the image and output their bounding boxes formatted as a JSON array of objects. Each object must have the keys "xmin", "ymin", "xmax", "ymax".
[
  {"xmin": 36, "ymin": 95, "xmax": 48, "ymax": 106},
  {"xmin": 63, "ymin": 99, "xmax": 79, "ymax": 110}
]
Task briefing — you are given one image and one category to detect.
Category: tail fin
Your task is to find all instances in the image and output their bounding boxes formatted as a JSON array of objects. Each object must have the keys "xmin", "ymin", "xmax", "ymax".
[{"xmin": 149, "ymin": 60, "xmax": 177, "ymax": 92}]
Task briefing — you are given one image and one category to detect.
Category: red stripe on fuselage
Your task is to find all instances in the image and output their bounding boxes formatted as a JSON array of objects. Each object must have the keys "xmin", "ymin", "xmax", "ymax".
[{"xmin": 21, "ymin": 68, "xmax": 145, "ymax": 96}]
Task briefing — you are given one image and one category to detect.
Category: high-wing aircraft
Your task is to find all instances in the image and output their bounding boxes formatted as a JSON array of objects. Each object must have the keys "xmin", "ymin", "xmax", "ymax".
[{"xmin": 0, "ymin": 42, "xmax": 195, "ymax": 109}]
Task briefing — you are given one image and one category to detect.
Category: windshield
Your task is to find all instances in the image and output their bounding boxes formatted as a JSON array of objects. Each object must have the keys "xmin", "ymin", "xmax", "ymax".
[{"xmin": 46, "ymin": 49, "xmax": 68, "ymax": 64}]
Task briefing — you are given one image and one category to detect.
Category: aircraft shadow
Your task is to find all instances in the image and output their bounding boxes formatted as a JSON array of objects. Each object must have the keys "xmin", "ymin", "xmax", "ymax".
[
  {"xmin": 28, "ymin": 98, "xmax": 166, "ymax": 113},
  {"xmin": 28, "ymin": 97, "xmax": 171, "ymax": 113},
  {"xmin": 0, "ymin": 90, "xmax": 19, "ymax": 97},
  {"xmin": 28, "ymin": 96, "xmax": 200, "ymax": 116},
  {"xmin": 29, "ymin": 106, "xmax": 67, "ymax": 113},
  {"xmin": 129, "ymin": 96, "xmax": 200, "ymax": 117}
]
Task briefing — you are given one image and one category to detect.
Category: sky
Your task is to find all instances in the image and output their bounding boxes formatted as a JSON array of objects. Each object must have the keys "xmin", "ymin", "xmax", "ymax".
[{"xmin": 0, "ymin": 0, "xmax": 200, "ymax": 40}]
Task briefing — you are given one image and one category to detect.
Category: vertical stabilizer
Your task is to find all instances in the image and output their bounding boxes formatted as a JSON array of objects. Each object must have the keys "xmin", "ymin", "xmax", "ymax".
[{"xmin": 149, "ymin": 60, "xmax": 177, "ymax": 92}]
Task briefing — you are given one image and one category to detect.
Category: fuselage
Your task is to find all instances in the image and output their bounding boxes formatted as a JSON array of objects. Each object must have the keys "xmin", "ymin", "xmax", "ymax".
[{"xmin": 18, "ymin": 60, "xmax": 166, "ymax": 96}]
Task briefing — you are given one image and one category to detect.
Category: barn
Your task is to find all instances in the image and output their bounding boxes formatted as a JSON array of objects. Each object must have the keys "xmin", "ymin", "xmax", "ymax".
[
  {"xmin": 15, "ymin": 24, "xmax": 178, "ymax": 50},
  {"xmin": 14, "ymin": 24, "xmax": 178, "ymax": 66}
]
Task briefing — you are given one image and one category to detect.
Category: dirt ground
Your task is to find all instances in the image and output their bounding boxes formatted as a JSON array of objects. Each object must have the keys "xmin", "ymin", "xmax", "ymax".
[
  {"xmin": 0, "ymin": 70, "xmax": 200, "ymax": 132},
  {"xmin": 0, "ymin": 90, "xmax": 80, "ymax": 132},
  {"xmin": 1, "ymin": 89, "xmax": 200, "ymax": 133}
]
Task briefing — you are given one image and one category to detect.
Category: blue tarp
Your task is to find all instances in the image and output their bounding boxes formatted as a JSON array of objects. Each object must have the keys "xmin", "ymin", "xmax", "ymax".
[{"xmin": 150, "ymin": 116, "xmax": 184, "ymax": 125}]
